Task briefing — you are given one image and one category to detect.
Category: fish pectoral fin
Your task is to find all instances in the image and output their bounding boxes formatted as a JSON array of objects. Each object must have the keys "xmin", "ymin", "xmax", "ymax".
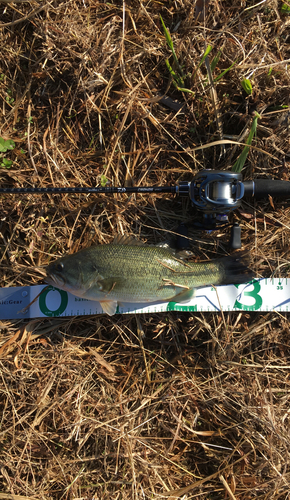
[
  {"xmin": 97, "ymin": 277, "xmax": 120, "ymax": 294},
  {"xmin": 169, "ymin": 288, "xmax": 195, "ymax": 303},
  {"xmin": 99, "ymin": 300, "xmax": 118, "ymax": 316}
]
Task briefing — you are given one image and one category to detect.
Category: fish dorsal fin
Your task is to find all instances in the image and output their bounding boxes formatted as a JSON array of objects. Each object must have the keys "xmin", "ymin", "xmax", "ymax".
[{"xmin": 112, "ymin": 235, "xmax": 145, "ymax": 246}]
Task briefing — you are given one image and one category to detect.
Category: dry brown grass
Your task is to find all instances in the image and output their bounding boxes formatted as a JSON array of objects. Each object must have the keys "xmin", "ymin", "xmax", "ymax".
[{"xmin": 0, "ymin": 0, "xmax": 290, "ymax": 498}]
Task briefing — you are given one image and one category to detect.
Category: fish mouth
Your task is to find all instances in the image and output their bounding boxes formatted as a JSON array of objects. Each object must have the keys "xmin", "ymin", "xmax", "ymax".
[{"xmin": 45, "ymin": 273, "xmax": 65, "ymax": 288}]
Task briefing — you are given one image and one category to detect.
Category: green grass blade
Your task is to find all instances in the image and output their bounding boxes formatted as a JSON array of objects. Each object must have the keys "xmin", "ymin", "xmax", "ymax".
[
  {"xmin": 192, "ymin": 45, "xmax": 213, "ymax": 83},
  {"xmin": 199, "ymin": 45, "xmax": 212, "ymax": 67},
  {"xmin": 160, "ymin": 15, "xmax": 184, "ymax": 79},
  {"xmin": 214, "ymin": 61, "xmax": 236, "ymax": 82},
  {"xmin": 210, "ymin": 50, "xmax": 222, "ymax": 72},
  {"xmin": 232, "ymin": 113, "xmax": 260, "ymax": 173},
  {"xmin": 241, "ymin": 78, "xmax": 253, "ymax": 95},
  {"xmin": 175, "ymin": 87, "xmax": 195, "ymax": 94},
  {"xmin": 165, "ymin": 59, "xmax": 177, "ymax": 78},
  {"xmin": 281, "ymin": 2, "xmax": 290, "ymax": 14},
  {"xmin": 165, "ymin": 59, "xmax": 184, "ymax": 86},
  {"xmin": 160, "ymin": 15, "xmax": 174, "ymax": 53}
]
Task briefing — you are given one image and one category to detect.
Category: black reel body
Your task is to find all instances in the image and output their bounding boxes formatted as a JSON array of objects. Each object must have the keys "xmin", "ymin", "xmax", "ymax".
[
  {"xmin": 178, "ymin": 170, "xmax": 245, "ymax": 248},
  {"xmin": 180, "ymin": 170, "xmax": 244, "ymax": 222}
]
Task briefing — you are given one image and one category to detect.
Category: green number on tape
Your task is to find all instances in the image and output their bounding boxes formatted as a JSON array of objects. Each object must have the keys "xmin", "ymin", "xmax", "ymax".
[
  {"xmin": 234, "ymin": 280, "xmax": 262, "ymax": 311},
  {"xmin": 39, "ymin": 286, "xmax": 68, "ymax": 317},
  {"xmin": 166, "ymin": 302, "xmax": 197, "ymax": 312}
]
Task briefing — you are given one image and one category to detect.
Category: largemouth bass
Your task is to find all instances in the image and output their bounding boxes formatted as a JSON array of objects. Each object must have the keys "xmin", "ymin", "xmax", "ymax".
[{"xmin": 45, "ymin": 238, "xmax": 251, "ymax": 315}]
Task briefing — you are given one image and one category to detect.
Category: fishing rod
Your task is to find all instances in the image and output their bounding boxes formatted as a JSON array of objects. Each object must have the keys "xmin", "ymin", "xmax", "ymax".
[
  {"xmin": 2, "ymin": 170, "xmax": 290, "ymax": 248},
  {"xmin": 1, "ymin": 170, "xmax": 290, "ymax": 199},
  {"xmin": 0, "ymin": 185, "xmax": 177, "ymax": 195}
]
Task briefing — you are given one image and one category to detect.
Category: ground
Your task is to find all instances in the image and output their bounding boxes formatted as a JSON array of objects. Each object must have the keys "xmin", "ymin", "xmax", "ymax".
[{"xmin": 0, "ymin": 0, "xmax": 290, "ymax": 499}]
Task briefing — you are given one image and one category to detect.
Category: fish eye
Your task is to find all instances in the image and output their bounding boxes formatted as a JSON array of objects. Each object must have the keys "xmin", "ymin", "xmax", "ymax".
[{"xmin": 55, "ymin": 263, "xmax": 64, "ymax": 272}]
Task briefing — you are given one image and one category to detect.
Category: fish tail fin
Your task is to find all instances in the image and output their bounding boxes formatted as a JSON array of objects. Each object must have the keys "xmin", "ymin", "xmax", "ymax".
[{"xmin": 217, "ymin": 252, "xmax": 253, "ymax": 285}]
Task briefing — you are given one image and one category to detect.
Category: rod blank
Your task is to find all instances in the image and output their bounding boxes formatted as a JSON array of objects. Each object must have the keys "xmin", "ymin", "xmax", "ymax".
[{"xmin": 0, "ymin": 185, "xmax": 178, "ymax": 195}]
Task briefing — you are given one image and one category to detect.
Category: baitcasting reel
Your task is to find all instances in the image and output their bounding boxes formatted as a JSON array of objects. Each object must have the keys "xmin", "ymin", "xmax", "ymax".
[
  {"xmin": 178, "ymin": 170, "xmax": 245, "ymax": 249},
  {"xmin": 179, "ymin": 170, "xmax": 244, "ymax": 221},
  {"xmin": 177, "ymin": 169, "xmax": 290, "ymax": 248}
]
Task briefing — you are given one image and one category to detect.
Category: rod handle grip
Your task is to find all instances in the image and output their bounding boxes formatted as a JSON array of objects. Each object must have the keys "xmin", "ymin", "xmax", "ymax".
[{"xmin": 243, "ymin": 179, "xmax": 290, "ymax": 199}]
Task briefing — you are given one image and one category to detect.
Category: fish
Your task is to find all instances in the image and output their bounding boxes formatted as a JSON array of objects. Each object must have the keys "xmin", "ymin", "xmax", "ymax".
[{"xmin": 45, "ymin": 237, "xmax": 251, "ymax": 316}]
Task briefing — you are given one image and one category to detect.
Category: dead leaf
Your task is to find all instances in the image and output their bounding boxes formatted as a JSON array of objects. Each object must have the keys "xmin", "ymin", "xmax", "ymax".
[
  {"xmin": 268, "ymin": 194, "xmax": 275, "ymax": 210},
  {"xmin": 0, "ymin": 320, "xmax": 39, "ymax": 366},
  {"xmin": 90, "ymin": 349, "xmax": 116, "ymax": 373},
  {"xmin": 0, "ymin": 328, "xmax": 22, "ymax": 356}
]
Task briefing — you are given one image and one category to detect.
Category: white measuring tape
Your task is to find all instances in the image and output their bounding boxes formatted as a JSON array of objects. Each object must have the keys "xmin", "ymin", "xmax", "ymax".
[{"xmin": 0, "ymin": 279, "xmax": 288, "ymax": 319}]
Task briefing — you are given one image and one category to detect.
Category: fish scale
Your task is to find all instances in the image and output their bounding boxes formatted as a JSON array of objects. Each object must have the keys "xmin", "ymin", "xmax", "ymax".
[{"xmin": 45, "ymin": 240, "xmax": 251, "ymax": 315}]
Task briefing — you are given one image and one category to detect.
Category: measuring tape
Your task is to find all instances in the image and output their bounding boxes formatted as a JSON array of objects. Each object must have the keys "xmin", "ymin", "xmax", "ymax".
[{"xmin": 0, "ymin": 279, "xmax": 288, "ymax": 319}]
